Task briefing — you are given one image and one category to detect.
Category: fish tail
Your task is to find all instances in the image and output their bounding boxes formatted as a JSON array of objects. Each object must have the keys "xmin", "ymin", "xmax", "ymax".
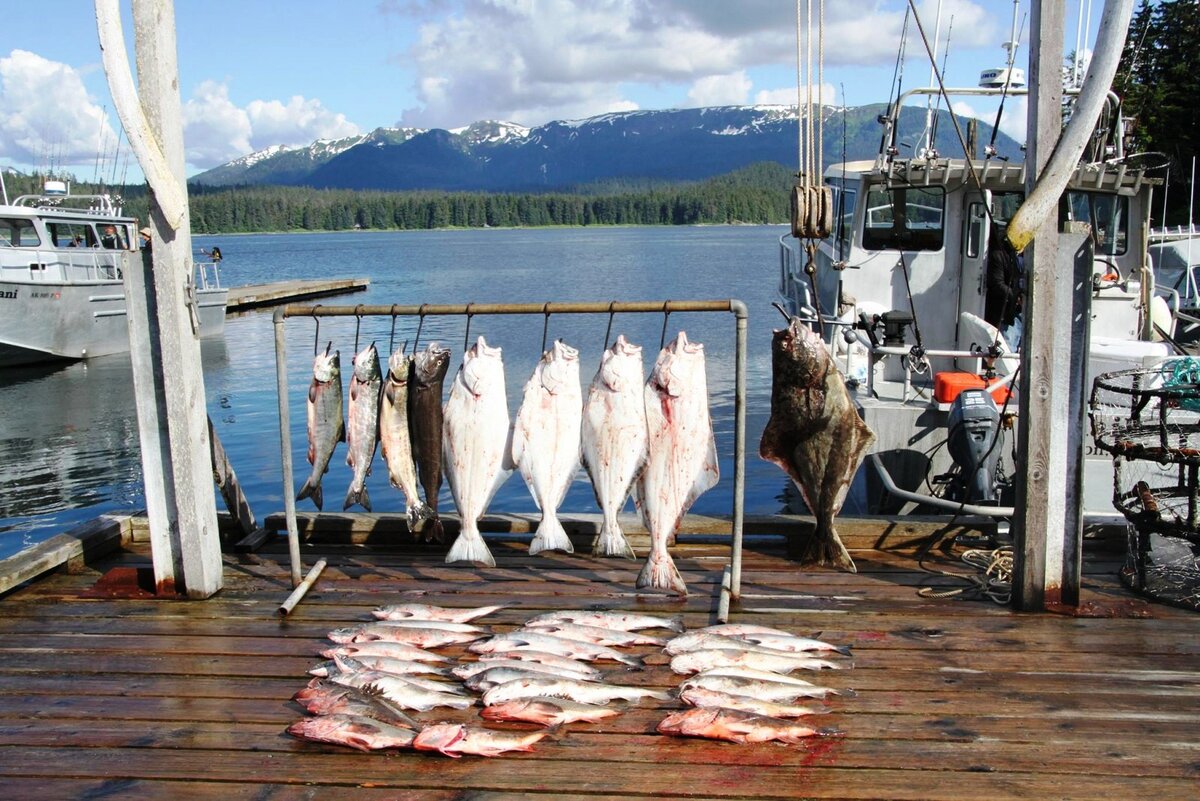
[
  {"xmin": 405, "ymin": 501, "xmax": 434, "ymax": 535},
  {"xmin": 297, "ymin": 477, "xmax": 324, "ymax": 511},
  {"xmin": 663, "ymin": 615, "xmax": 685, "ymax": 633},
  {"xmin": 636, "ymin": 551, "xmax": 688, "ymax": 597},
  {"xmin": 798, "ymin": 520, "xmax": 857, "ymax": 573},
  {"xmin": 592, "ymin": 517, "xmax": 636, "ymax": 560},
  {"xmin": 617, "ymin": 652, "xmax": 646, "ymax": 668},
  {"xmin": 529, "ymin": 512, "xmax": 574, "ymax": 556},
  {"xmin": 833, "ymin": 644, "xmax": 853, "ymax": 657},
  {"xmin": 446, "ymin": 527, "xmax": 496, "ymax": 567},
  {"xmin": 343, "ymin": 481, "xmax": 371, "ymax": 512}
]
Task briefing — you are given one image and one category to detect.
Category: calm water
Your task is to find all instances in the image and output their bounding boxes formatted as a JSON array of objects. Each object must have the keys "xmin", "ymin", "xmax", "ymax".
[{"xmin": 0, "ymin": 225, "xmax": 796, "ymax": 558}]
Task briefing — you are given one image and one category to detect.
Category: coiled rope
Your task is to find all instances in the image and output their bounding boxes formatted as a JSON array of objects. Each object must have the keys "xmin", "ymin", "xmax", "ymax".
[{"xmin": 918, "ymin": 546, "xmax": 1013, "ymax": 604}]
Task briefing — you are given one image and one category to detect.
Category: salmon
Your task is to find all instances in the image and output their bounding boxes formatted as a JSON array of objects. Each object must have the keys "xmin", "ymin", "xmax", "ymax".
[
  {"xmin": 412, "ymin": 723, "xmax": 548, "ymax": 758},
  {"xmin": 344, "ymin": 342, "xmax": 381, "ymax": 511},
  {"xmin": 657, "ymin": 707, "xmax": 834, "ymax": 744},
  {"xmin": 482, "ymin": 696, "xmax": 620, "ymax": 726},
  {"xmin": 287, "ymin": 713, "xmax": 416, "ymax": 751},
  {"xmin": 379, "ymin": 348, "xmax": 432, "ymax": 530},
  {"xmin": 296, "ymin": 346, "xmax": 344, "ymax": 511}
]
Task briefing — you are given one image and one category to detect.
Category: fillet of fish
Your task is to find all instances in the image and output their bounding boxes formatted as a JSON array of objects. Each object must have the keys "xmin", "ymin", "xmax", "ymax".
[
  {"xmin": 379, "ymin": 348, "xmax": 433, "ymax": 530},
  {"xmin": 344, "ymin": 342, "xmax": 381, "ymax": 511},
  {"xmin": 512, "ymin": 340, "xmax": 582, "ymax": 555},
  {"xmin": 580, "ymin": 335, "xmax": 647, "ymax": 559},
  {"xmin": 634, "ymin": 331, "xmax": 719, "ymax": 596},
  {"xmin": 442, "ymin": 336, "xmax": 513, "ymax": 566},
  {"xmin": 296, "ymin": 346, "xmax": 344, "ymax": 511}
]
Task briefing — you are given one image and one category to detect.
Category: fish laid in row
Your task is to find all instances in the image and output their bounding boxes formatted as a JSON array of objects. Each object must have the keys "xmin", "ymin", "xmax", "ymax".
[
  {"xmin": 296, "ymin": 345, "xmax": 345, "ymax": 511},
  {"xmin": 525, "ymin": 609, "xmax": 683, "ymax": 632},
  {"xmin": 412, "ymin": 723, "xmax": 548, "ymax": 758},
  {"xmin": 512, "ymin": 340, "xmax": 582, "ymax": 555},
  {"xmin": 293, "ymin": 681, "xmax": 420, "ymax": 729},
  {"xmin": 288, "ymin": 713, "xmax": 417, "ymax": 751},
  {"xmin": 760, "ymin": 313, "xmax": 875, "ymax": 572},
  {"xmin": 379, "ymin": 349, "xmax": 434, "ymax": 529},
  {"xmin": 581, "ymin": 335, "xmax": 648, "ymax": 559},
  {"xmin": 344, "ymin": 342, "xmax": 382, "ymax": 511},
  {"xmin": 657, "ymin": 707, "xmax": 832, "ymax": 744},
  {"xmin": 635, "ymin": 332, "xmax": 719, "ymax": 596},
  {"xmin": 482, "ymin": 696, "xmax": 619, "ymax": 726},
  {"xmin": 408, "ymin": 342, "xmax": 451, "ymax": 541},
  {"xmin": 372, "ymin": 603, "xmax": 505, "ymax": 623}
]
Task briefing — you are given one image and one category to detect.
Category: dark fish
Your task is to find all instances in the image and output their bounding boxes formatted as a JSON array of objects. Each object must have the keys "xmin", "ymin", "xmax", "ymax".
[
  {"xmin": 759, "ymin": 314, "xmax": 875, "ymax": 572},
  {"xmin": 407, "ymin": 342, "xmax": 451, "ymax": 542},
  {"xmin": 296, "ymin": 345, "xmax": 345, "ymax": 511}
]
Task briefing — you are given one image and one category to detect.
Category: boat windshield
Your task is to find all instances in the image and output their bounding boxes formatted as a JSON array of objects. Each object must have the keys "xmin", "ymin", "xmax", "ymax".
[
  {"xmin": 862, "ymin": 185, "xmax": 945, "ymax": 252},
  {"xmin": 0, "ymin": 217, "xmax": 41, "ymax": 247},
  {"xmin": 1066, "ymin": 191, "xmax": 1128, "ymax": 256}
]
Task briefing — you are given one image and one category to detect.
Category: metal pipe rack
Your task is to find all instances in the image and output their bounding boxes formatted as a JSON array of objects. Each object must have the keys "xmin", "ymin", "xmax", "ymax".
[{"xmin": 271, "ymin": 299, "xmax": 749, "ymax": 619}]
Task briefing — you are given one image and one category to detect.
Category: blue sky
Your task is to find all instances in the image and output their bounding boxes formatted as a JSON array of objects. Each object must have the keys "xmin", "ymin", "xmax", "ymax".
[{"xmin": 1, "ymin": 1, "xmax": 1105, "ymax": 178}]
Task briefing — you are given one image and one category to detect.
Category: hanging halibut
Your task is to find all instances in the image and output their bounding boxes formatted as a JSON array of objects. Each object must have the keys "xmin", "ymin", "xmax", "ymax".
[
  {"xmin": 344, "ymin": 342, "xmax": 382, "ymax": 511},
  {"xmin": 635, "ymin": 332, "xmax": 719, "ymax": 596},
  {"xmin": 512, "ymin": 340, "xmax": 582, "ymax": 555},
  {"xmin": 379, "ymin": 348, "xmax": 433, "ymax": 531},
  {"xmin": 442, "ymin": 336, "xmax": 513, "ymax": 566},
  {"xmin": 759, "ymin": 315, "xmax": 875, "ymax": 572},
  {"xmin": 408, "ymin": 342, "xmax": 450, "ymax": 542},
  {"xmin": 296, "ymin": 344, "xmax": 345, "ymax": 511},
  {"xmin": 580, "ymin": 335, "xmax": 647, "ymax": 559}
]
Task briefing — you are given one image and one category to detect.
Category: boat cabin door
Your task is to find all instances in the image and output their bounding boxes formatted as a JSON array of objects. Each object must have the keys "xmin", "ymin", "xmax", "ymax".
[{"xmin": 957, "ymin": 190, "xmax": 992, "ymax": 356}]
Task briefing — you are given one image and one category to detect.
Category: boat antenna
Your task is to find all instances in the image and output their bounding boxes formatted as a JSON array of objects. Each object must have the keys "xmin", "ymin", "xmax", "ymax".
[
  {"xmin": 987, "ymin": 1, "xmax": 1026, "ymax": 160},
  {"xmin": 926, "ymin": 15, "xmax": 954, "ymax": 159},
  {"xmin": 917, "ymin": 0, "xmax": 945, "ymax": 158}
]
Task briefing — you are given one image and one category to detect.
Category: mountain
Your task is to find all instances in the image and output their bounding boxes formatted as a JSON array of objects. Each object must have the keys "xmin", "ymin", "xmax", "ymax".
[{"xmin": 190, "ymin": 104, "xmax": 1021, "ymax": 192}]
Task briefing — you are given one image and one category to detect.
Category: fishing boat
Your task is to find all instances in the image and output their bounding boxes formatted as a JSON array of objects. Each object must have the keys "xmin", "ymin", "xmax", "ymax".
[
  {"xmin": 0, "ymin": 181, "xmax": 226, "ymax": 366},
  {"xmin": 776, "ymin": 72, "xmax": 1177, "ymax": 520}
]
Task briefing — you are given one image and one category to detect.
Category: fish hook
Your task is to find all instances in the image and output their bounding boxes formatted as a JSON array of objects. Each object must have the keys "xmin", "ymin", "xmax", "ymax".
[
  {"xmin": 388, "ymin": 306, "xmax": 398, "ymax": 354},
  {"xmin": 463, "ymin": 303, "xmax": 475, "ymax": 352},
  {"xmin": 602, "ymin": 301, "xmax": 616, "ymax": 354},
  {"xmin": 413, "ymin": 304, "xmax": 428, "ymax": 352},
  {"xmin": 311, "ymin": 304, "xmax": 323, "ymax": 356},
  {"xmin": 771, "ymin": 301, "xmax": 793, "ymax": 323},
  {"xmin": 540, "ymin": 303, "xmax": 551, "ymax": 354},
  {"xmin": 353, "ymin": 304, "xmax": 364, "ymax": 353},
  {"xmin": 659, "ymin": 300, "xmax": 672, "ymax": 350}
]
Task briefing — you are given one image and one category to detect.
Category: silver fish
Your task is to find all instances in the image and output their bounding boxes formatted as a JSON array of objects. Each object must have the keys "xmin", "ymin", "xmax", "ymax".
[
  {"xmin": 657, "ymin": 707, "xmax": 832, "ymax": 744},
  {"xmin": 408, "ymin": 342, "xmax": 451, "ymax": 542},
  {"xmin": 635, "ymin": 332, "xmax": 719, "ymax": 596},
  {"xmin": 308, "ymin": 655, "xmax": 449, "ymax": 678},
  {"xmin": 379, "ymin": 348, "xmax": 433, "ymax": 530},
  {"xmin": 666, "ymin": 630, "xmax": 811, "ymax": 656},
  {"xmin": 292, "ymin": 682, "xmax": 420, "ymax": 729},
  {"xmin": 364, "ymin": 619, "xmax": 487, "ymax": 634},
  {"xmin": 412, "ymin": 723, "xmax": 548, "ymax": 758},
  {"xmin": 372, "ymin": 603, "xmax": 506, "ymax": 623},
  {"xmin": 481, "ymin": 675, "xmax": 670, "ymax": 706},
  {"xmin": 678, "ymin": 686, "xmax": 829, "ymax": 718},
  {"xmin": 469, "ymin": 631, "xmax": 644, "ymax": 667},
  {"xmin": 678, "ymin": 673, "xmax": 847, "ymax": 701},
  {"xmin": 477, "ymin": 648, "xmax": 611, "ymax": 675},
  {"xmin": 287, "ymin": 713, "xmax": 416, "ymax": 751},
  {"xmin": 512, "ymin": 340, "xmax": 582, "ymax": 555},
  {"xmin": 344, "ymin": 342, "xmax": 382, "ymax": 511},
  {"xmin": 760, "ymin": 315, "xmax": 875, "ymax": 572},
  {"xmin": 669, "ymin": 648, "xmax": 842, "ymax": 675},
  {"xmin": 321, "ymin": 642, "xmax": 449, "ymax": 663},
  {"xmin": 322, "ymin": 671, "xmax": 474, "ymax": 711},
  {"xmin": 325, "ymin": 654, "xmax": 468, "ymax": 695},
  {"xmin": 453, "ymin": 658, "xmax": 601, "ymax": 683},
  {"xmin": 464, "ymin": 666, "xmax": 593, "ymax": 693},
  {"xmin": 327, "ymin": 624, "xmax": 484, "ymax": 648},
  {"xmin": 442, "ymin": 336, "xmax": 513, "ymax": 566},
  {"xmin": 730, "ymin": 631, "xmax": 852, "ymax": 656},
  {"xmin": 581, "ymin": 335, "xmax": 648, "ymax": 559},
  {"xmin": 522, "ymin": 621, "xmax": 666, "ymax": 647},
  {"xmin": 481, "ymin": 696, "xmax": 620, "ymax": 726},
  {"xmin": 296, "ymin": 345, "xmax": 345, "ymax": 511},
  {"xmin": 524, "ymin": 610, "xmax": 683, "ymax": 632}
]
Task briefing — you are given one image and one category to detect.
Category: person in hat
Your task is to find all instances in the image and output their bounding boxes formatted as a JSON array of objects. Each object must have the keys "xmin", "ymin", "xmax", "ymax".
[{"xmin": 139, "ymin": 227, "xmax": 152, "ymax": 252}]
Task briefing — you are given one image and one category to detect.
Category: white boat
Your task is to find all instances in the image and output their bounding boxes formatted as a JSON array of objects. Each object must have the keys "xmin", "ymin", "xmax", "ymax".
[
  {"xmin": 776, "ymin": 83, "xmax": 1176, "ymax": 520},
  {"xmin": 0, "ymin": 182, "xmax": 226, "ymax": 366}
]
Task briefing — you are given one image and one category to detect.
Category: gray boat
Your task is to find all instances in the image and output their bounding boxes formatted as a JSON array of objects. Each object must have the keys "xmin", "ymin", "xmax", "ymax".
[{"xmin": 0, "ymin": 181, "xmax": 226, "ymax": 366}]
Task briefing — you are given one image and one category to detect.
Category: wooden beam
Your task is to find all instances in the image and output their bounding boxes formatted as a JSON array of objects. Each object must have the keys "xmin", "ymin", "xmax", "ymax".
[{"xmin": 0, "ymin": 516, "xmax": 129, "ymax": 596}]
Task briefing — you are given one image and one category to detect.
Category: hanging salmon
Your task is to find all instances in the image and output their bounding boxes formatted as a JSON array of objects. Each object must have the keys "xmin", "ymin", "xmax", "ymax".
[{"xmin": 408, "ymin": 342, "xmax": 450, "ymax": 542}]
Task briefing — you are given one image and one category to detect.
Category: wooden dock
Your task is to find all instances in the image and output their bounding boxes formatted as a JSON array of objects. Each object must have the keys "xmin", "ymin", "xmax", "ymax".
[
  {"xmin": 0, "ymin": 517, "xmax": 1196, "ymax": 799},
  {"xmin": 226, "ymin": 277, "xmax": 369, "ymax": 311}
]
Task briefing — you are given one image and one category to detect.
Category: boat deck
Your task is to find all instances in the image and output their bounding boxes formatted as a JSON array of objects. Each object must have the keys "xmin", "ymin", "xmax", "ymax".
[{"xmin": 0, "ymin": 519, "xmax": 1197, "ymax": 799}]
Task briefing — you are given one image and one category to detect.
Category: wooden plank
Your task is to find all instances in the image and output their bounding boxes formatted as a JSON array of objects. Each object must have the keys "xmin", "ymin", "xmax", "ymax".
[
  {"xmin": 225, "ymin": 278, "xmax": 369, "ymax": 310},
  {"xmin": 0, "ymin": 515, "xmax": 128, "ymax": 596}
]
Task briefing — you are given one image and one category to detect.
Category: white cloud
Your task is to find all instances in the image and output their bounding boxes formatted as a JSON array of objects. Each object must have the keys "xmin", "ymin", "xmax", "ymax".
[
  {"xmin": 686, "ymin": 72, "xmax": 752, "ymax": 108},
  {"xmin": 952, "ymin": 97, "xmax": 1027, "ymax": 149},
  {"xmin": 0, "ymin": 50, "xmax": 117, "ymax": 170},
  {"xmin": 183, "ymin": 81, "xmax": 359, "ymax": 169},
  {"xmin": 755, "ymin": 83, "xmax": 838, "ymax": 107},
  {"xmin": 394, "ymin": 0, "xmax": 995, "ymax": 128}
]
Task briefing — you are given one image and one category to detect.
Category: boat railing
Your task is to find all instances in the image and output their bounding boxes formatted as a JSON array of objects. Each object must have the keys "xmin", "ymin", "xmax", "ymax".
[
  {"xmin": 1150, "ymin": 223, "xmax": 1200, "ymax": 243},
  {"xmin": 194, "ymin": 260, "xmax": 222, "ymax": 291}
]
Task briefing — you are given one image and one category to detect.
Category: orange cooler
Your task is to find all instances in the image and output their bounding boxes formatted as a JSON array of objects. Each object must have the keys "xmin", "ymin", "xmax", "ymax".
[{"xmin": 934, "ymin": 371, "xmax": 1012, "ymax": 405}]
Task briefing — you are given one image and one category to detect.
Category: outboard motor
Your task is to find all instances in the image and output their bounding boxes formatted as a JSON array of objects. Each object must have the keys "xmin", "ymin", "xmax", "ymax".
[{"xmin": 946, "ymin": 388, "xmax": 1001, "ymax": 503}]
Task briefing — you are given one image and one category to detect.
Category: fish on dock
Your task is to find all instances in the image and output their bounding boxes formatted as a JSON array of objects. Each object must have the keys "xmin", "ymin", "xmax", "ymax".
[
  {"xmin": 512, "ymin": 340, "xmax": 583, "ymax": 556},
  {"xmin": 292, "ymin": 681, "xmax": 420, "ymax": 729},
  {"xmin": 522, "ymin": 621, "xmax": 667, "ymax": 647},
  {"xmin": 580, "ymin": 335, "xmax": 648, "ymax": 559},
  {"xmin": 308, "ymin": 654, "xmax": 450, "ymax": 679},
  {"xmin": 678, "ymin": 686, "xmax": 829, "ymax": 718},
  {"xmin": 657, "ymin": 707, "xmax": 833, "ymax": 744},
  {"xmin": 379, "ymin": 348, "xmax": 434, "ymax": 531},
  {"xmin": 469, "ymin": 631, "xmax": 644, "ymax": 667},
  {"xmin": 453, "ymin": 658, "xmax": 602, "ymax": 683},
  {"xmin": 372, "ymin": 603, "xmax": 506, "ymax": 623},
  {"xmin": 666, "ymin": 631, "xmax": 850, "ymax": 660},
  {"xmin": 296, "ymin": 345, "xmax": 345, "ymax": 511},
  {"xmin": 327, "ymin": 624, "xmax": 484, "ymax": 648},
  {"xmin": 481, "ymin": 696, "xmax": 621, "ymax": 727},
  {"xmin": 635, "ymin": 331, "xmax": 719, "ymax": 596},
  {"xmin": 759, "ymin": 313, "xmax": 875, "ymax": 572},
  {"xmin": 344, "ymin": 342, "xmax": 382, "ymax": 511},
  {"xmin": 524, "ymin": 610, "xmax": 684, "ymax": 633},
  {"xmin": 678, "ymin": 673, "xmax": 847, "ymax": 701},
  {"xmin": 322, "ymin": 641, "xmax": 449, "ymax": 663},
  {"xmin": 287, "ymin": 713, "xmax": 417, "ymax": 751},
  {"xmin": 407, "ymin": 342, "xmax": 451, "ymax": 542},
  {"xmin": 442, "ymin": 336, "xmax": 513, "ymax": 566},
  {"xmin": 464, "ymin": 665, "xmax": 597, "ymax": 693},
  {"xmin": 477, "ymin": 648, "xmax": 612, "ymax": 675},
  {"xmin": 481, "ymin": 676, "xmax": 670, "ymax": 706},
  {"xmin": 669, "ymin": 648, "xmax": 842, "ymax": 675},
  {"xmin": 412, "ymin": 723, "xmax": 549, "ymax": 758},
  {"xmin": 697, "ymin": 623, "xmax": 849, "ymax": 654},
  {"xmin": 321, "ymin": 671, "xmax": 474, "ymax": 711}
]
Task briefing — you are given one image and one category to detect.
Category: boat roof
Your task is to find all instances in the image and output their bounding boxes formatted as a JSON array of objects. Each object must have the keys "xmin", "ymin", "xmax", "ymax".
[{"xmin": 2, "ymin": 193, "xmax": 133, "ymax": 223}]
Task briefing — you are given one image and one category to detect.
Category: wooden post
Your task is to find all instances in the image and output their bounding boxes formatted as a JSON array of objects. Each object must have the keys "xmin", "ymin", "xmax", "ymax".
[
  {"xmin": 1012, "ymin": 0, "xmax": 1072, "ymax": 611},
  {"xmin": 209, "ymin": 416, "xmax": 257, "ymax": 537},
  {"xmin": 98, "ymin": 0, "xmax": 223, "ymax": 598}
]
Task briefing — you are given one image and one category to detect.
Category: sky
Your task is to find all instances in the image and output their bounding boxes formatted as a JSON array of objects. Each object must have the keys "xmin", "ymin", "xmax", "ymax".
[{"xmin": 0, "ymin": 0, "xmax": 1107, "ymax": 180}]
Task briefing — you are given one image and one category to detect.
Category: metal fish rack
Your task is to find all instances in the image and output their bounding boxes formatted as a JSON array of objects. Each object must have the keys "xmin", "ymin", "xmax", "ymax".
[
  {"xmin": 1089, "ymin": 363, "xmax": 1200, "ymax": 610},
  {"xmin": 271, "ymin": 300, "xmax": 749, "ymax": 617}
]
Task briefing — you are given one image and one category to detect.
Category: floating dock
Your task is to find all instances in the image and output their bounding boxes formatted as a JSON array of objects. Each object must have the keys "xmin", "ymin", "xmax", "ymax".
[
  {"xmin": 226, "ymin": 277, "xmax": 369, "ymax": 311},
  {"xmin": 0, "ymin": 515, "xmax": 1195, "ymax": 798}
]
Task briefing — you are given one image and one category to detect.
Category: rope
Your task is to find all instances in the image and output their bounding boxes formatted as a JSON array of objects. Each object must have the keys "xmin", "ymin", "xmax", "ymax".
[{"xmin": 918, "ymin": 545, "xmax": 1013, "ymax": 604}]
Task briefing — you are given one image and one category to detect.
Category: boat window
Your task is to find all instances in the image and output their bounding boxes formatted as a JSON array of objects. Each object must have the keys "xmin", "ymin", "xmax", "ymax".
[
  {"xmin": 965, "ymin": 202, "xmax": 987, "ymax": 258},
  {"xmin": 46, "ymin": 221, "xmax": 98, "ymax": 249},
  {"xmin": 835, "ymin": 186, "xmax": 856, "ymax": 257},
  {"xmin": 1066, "ymin": 192, "xmax": 1128, "ymax": 256},
  {"xmin": 861, "ymin": 185, "xmax": 944, "ymax": 251},
  {"xmin": 0, "ymin": 217, "xmax": 40, "ymax": 247},
  {"xmin": 990, "ymin": 192, "xmax": 1024, "ymax": 224}
]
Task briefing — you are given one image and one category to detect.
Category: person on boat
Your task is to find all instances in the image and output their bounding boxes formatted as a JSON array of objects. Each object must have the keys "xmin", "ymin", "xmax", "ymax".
[
  {"xmin": 100, "ymin": 225, "xmax": 119, "ymax": 249},
  {"xmin": 139, "ymin": 227, "xmax": 152, "ymax": 252},
  {"xmin": 984, "ymin": 222, "xmax": 1023, "ymax": 349},
  {"xmin": 210, "ymin": 246, "xmax": 222, "ymax": 263},
  {"xmin": 68, "ymin": 235, "xmax": 83, "ymax": 247}
]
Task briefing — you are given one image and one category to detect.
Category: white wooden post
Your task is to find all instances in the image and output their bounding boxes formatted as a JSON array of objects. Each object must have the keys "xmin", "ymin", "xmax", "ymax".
[{"xmin": 97, "ymin": 0, "xmax": 223, "ymax": 597}]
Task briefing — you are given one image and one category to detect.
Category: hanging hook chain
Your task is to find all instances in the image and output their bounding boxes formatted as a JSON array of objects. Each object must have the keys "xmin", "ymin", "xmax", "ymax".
[
  {"xmin": 311, "ymin": 304, "xmax": 322, "ymax": 356},
  {"xmin": 388, "ymin": 306, "xmax": 399, "ymax": 354},
  {"xmin": 353, "ymin": 304, "xmax": 364, "ymax": 353},
  {"xmin": 413, "ymin": 304, "xmax": 428, "ymax": 352},
  {"xmin": 659, "ymin": 301, "xmax": 672, "ymax": 350},
  {"xmin": 540, "ymin": 303, "xmax": 551, "ymax": 354},
  {"xmin": 602, "ymin": 301, "xmax": 616, "ymax": 354},
  {"xmin": 463, "ymin": 303, "xmax": 475, "ymax": 352}
]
